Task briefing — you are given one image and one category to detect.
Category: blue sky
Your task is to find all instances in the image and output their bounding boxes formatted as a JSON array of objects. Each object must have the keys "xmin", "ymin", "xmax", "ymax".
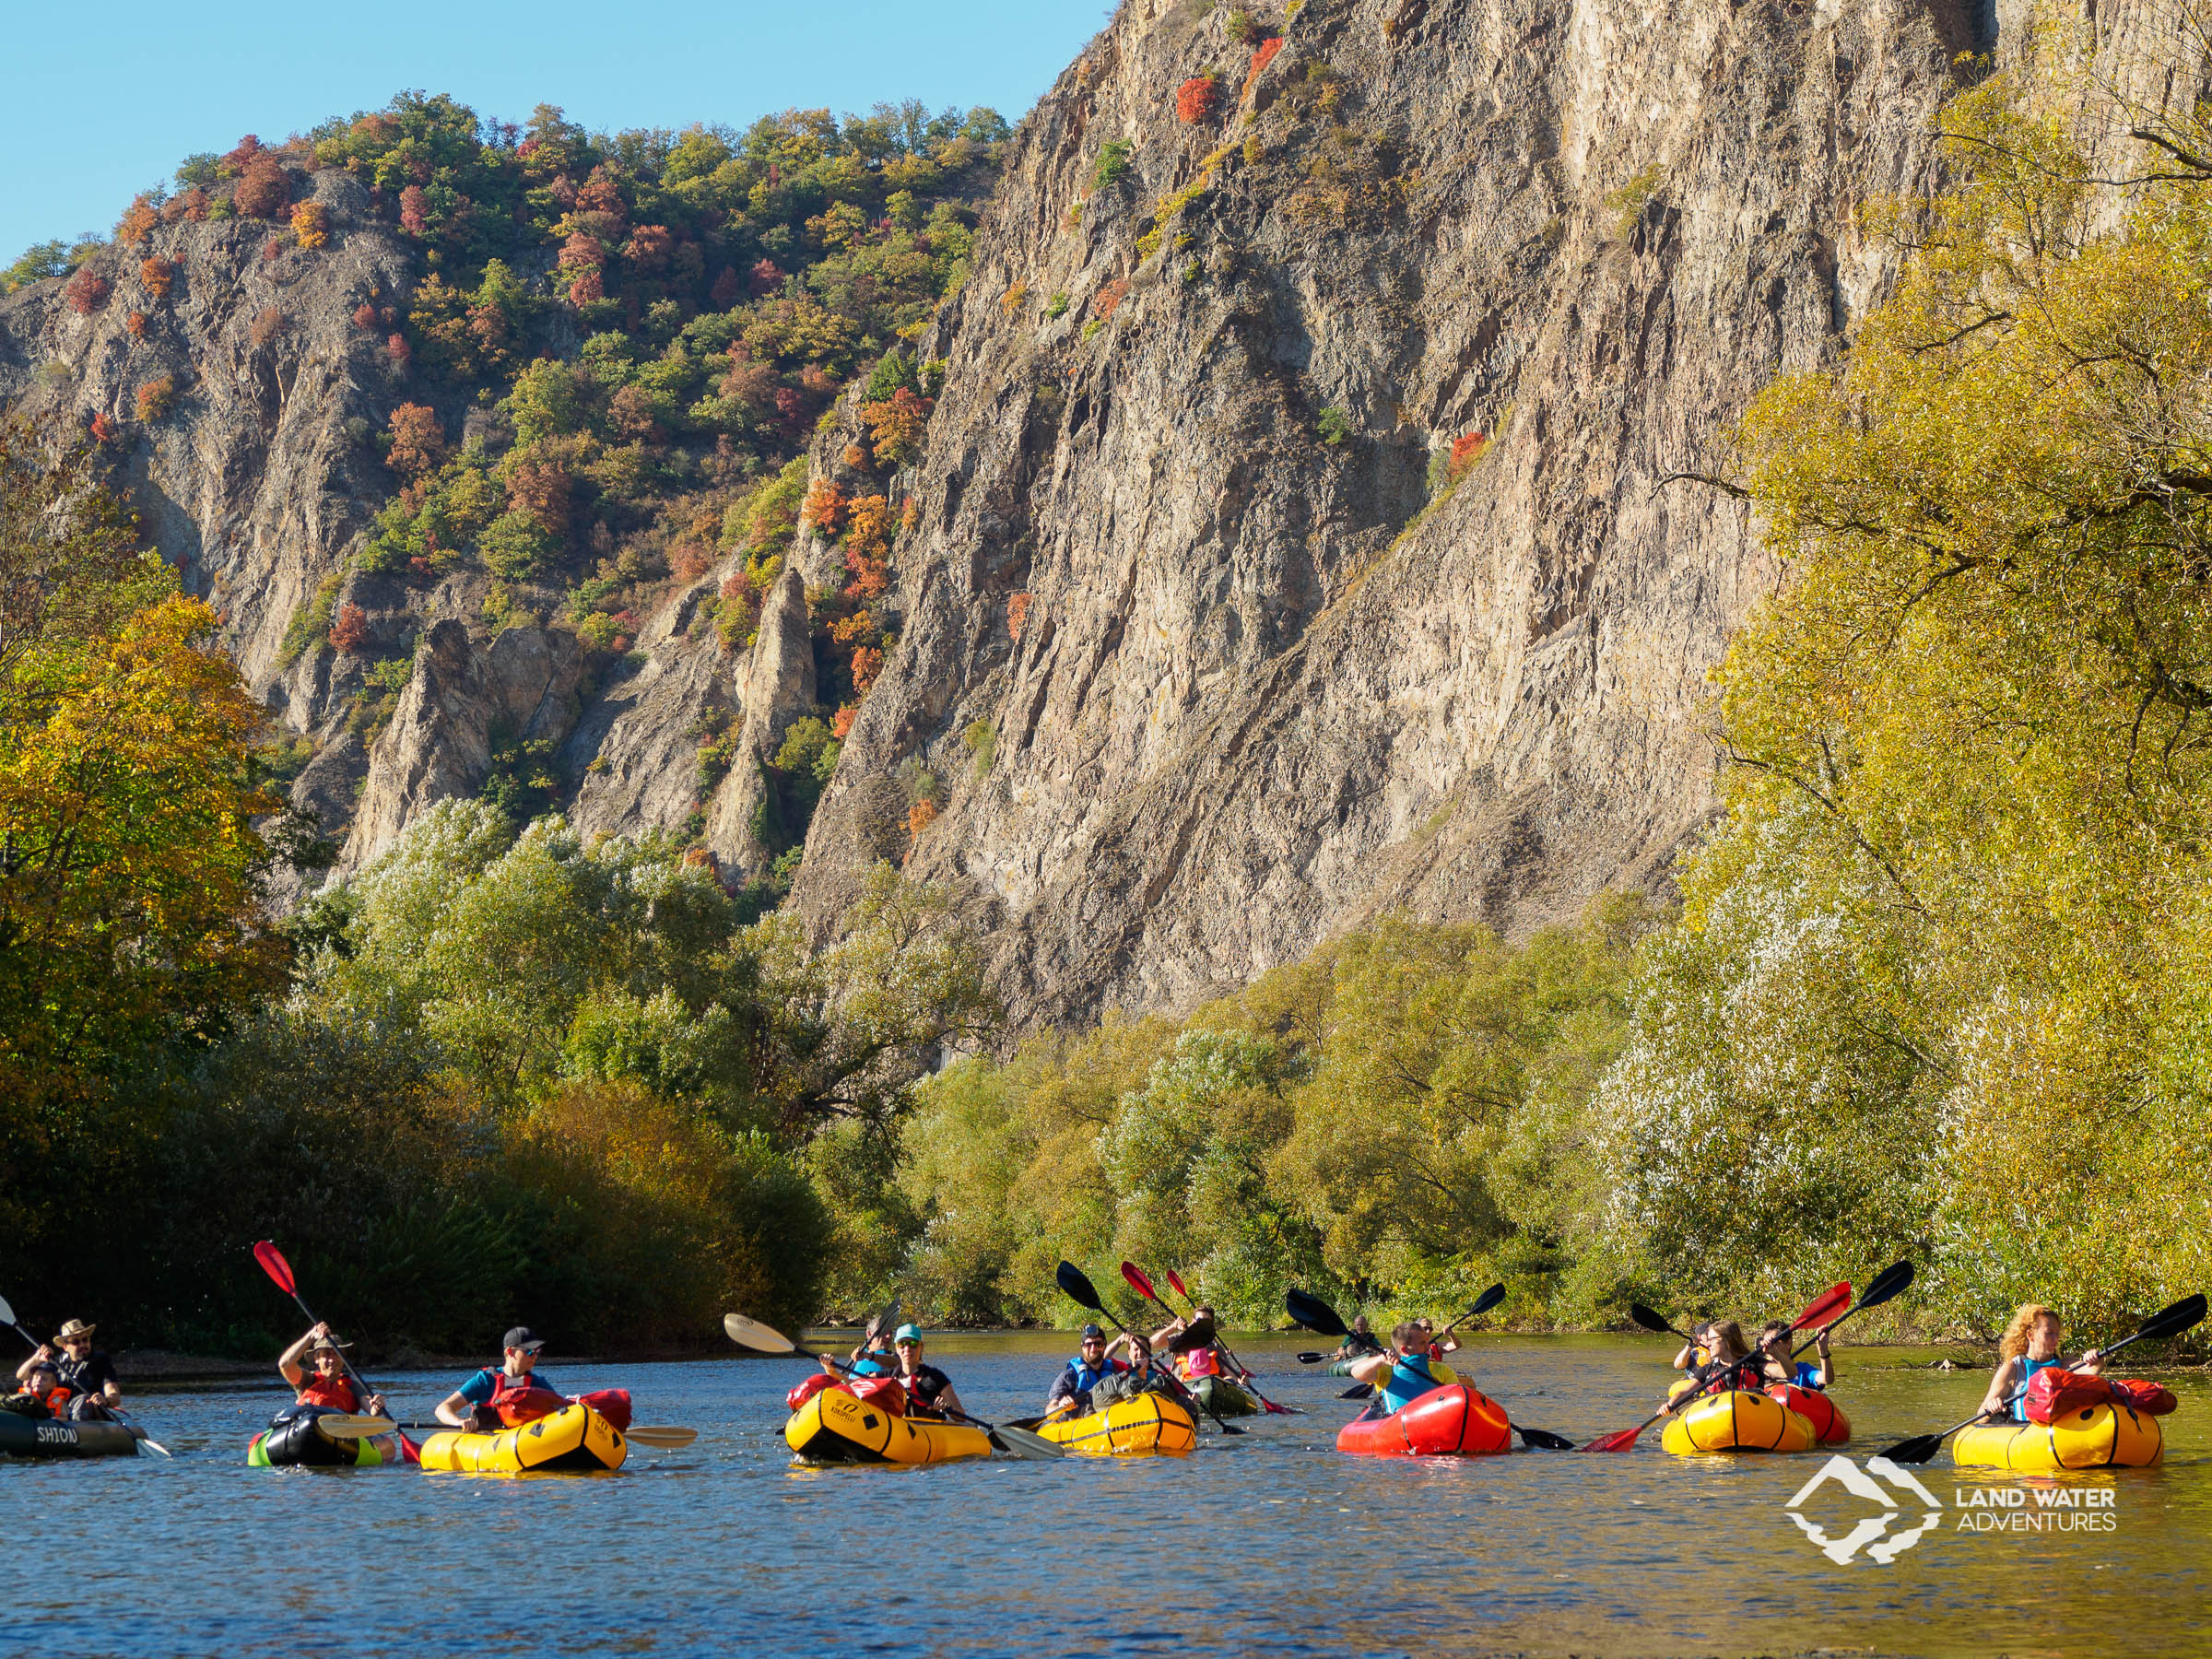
[{"xmin": 5, "ymin": 0, "xmax": 1109, "ymax": 258}]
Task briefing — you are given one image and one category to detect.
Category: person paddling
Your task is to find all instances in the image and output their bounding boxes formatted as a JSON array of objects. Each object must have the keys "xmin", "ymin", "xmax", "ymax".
[
  {"xmin": 1346, "ymin": 1321, "xmax": 1457, "ymax": 1413},
  {"xmin": 279, "ymin": 1324, "xmax": 387, "ymax": 1415},
  {"xmin": 1756, "ymin": 1319, "xmax": 1833, "ymax": 1390},
  {"xmin": 1045, "ymin": 1324, "xmax": 1124, "ymax": 1416},
  {"xmin": 1978, "ymin": 1304, "xmax": 2101, "ymax": 1423},
  {"xmin": 888, "ymin": 1325, "xmax": 965, "ymax": 1420},
  {"xmin": 16, "ymin": 1320, "xmax": 123, "ymax": 1420},
  {"xmin": 1329, "ymin": 1314, "xmax": 1384, "ymax": 1362},
  {"xmin": 436, "ymin": 1327, "xmax": 559, "ymax": 1430},
  {"xmin": 1671, "ymin": 1320, "xmax": 1713, "ymax": 1374}
]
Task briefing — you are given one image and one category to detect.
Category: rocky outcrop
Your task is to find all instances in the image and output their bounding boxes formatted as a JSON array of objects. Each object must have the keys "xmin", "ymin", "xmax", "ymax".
[{"xmin": 787, "ymin": 0, "xmax": 1979, "ymax": 1029}]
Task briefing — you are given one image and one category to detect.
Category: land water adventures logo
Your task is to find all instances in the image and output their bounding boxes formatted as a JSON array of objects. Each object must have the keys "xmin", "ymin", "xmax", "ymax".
[{"xmin": 1784, "ymin": 1455, "xmax": 1946, "ymax": 1564}]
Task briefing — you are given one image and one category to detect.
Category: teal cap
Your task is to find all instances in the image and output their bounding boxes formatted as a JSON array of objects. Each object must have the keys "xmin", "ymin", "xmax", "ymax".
[{"xmin": 894, "ymin": 1324, "xmax": 924, "ymax": 1343}]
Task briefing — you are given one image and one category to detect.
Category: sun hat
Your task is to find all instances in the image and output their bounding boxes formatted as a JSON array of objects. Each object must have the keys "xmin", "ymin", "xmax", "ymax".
[
  {"xmin": 53, "ymin": 1320, "xmax": 95, "ymax": 1342},
  {"xmin": 306, "ymin": 1334, "xmax": 352, "ymax": 1354}
]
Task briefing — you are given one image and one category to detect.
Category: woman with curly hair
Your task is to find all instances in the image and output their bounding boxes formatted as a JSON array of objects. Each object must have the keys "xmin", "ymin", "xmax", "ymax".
[{"xmin": 1978, "ymin": 1303, "xmax": 2102, "ymax": 1422}]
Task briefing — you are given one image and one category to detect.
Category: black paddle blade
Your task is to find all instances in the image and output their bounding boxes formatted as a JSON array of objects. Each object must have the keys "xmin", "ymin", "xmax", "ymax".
[
  {"xmin": 1169, "ymin": 1315, "xmax": 1217, "ymax": 1355},
  {"xmin": 1338, "ymin": 1382, "xmax": 1374, "ymax": 1400},
  {"xmin": 1629, "ymin": 1302, "xmax": 1678, "ymax": 1336},
  {"xmin": 1297, "ymin": 1352, "xmax": 1324, "ymax": 1364},
  {"xmin": 1876, "ymin": 1433, "xmax": 1946, "ymax": 1466},
  {"xmin": 1469, "ymin": 1283, "xmax": 1507, "ymax": 1318},
  {"xmin": 1286, "ymin": 1286, "xmax": 1349, "ymax": 1339},
  {"xmin": 1056, "ymin": 1261, "xmax": 1106, "ymax": 1313},
  {"xmin": 2136, "ymin": 1292, "xmax": 2208, "ymax": 1346},
  {"xmin": 1515, "ymin": 1425, "xmax": 1576, "ymax": 1451},
  {"xmin": 1848, "ymin": 1259, "xmax": 1915, "ymax": 1315}
]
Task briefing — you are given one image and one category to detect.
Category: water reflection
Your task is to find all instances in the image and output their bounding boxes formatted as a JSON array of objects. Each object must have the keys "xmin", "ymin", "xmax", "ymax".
[{"xmin": 0, "ymin": 1335, "xmax": 2204, "ymax": 1656}]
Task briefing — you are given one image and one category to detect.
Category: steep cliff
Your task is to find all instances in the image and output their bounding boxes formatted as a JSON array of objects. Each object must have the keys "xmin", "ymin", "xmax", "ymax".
[{"xmin": 787, "ymin": 0, "xmax": 2006, "ymax": 1028}]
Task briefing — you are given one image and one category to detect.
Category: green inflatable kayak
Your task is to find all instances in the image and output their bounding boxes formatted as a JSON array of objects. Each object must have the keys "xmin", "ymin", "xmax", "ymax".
[
  {"xmin": 1189, "ymin": 1376, "xmax": 1259, "ymax": 1417},
  {"xmin": 1328, "ymin": 1360, "xmax": 1359, "ymax": 1377}
]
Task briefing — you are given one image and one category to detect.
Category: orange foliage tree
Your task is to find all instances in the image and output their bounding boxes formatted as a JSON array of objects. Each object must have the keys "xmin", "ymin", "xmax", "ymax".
[
  {"xmin": 138, "ymin": 257, "xmax": 175, "ymax": 300},
  {"xmin": 233, "ymin": 155, "xmax": 291, "ymax": 218},
  {"xmin": 117, "ymin": 195, "xmax": 160, "ymax": 245},
  {"xmin": 63, "ymin": 270, "xmax": 109, "ymax": 316},
  {"xmin": 860, "ymin": 387, "xmax": 932, "ymax": 468},
  {"xmin": 385, "ymin": 404, "xmax": 447, "ymax": 477},
  {"xmin": 135, "ymin": 378, "xmax": 176, "ymax": 421},
  {"xmin": 327, "ymin": 602, "xmax": 372, "ymax": 653},
  {"xmin": 801, "ymin": 478, "xmax": 848, "ymax": 536},
  {"xmin": 290, "ymin": 201, "xmax": 330, "ymax": 249}
]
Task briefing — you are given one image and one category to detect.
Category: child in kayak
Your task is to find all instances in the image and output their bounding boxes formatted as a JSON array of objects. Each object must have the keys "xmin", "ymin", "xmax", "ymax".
[
  {"xmin": 0, "ymin": 1359, "xmax": 65, "ymax": 1419},
  {"xmin": 1978, "ymin": 1304, "xmax": 2102, "ymax": 1422}
]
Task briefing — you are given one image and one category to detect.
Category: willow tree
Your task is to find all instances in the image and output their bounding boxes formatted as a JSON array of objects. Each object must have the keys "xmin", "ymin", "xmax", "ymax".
[{"xmin": 1605, "ymin": 44, "xmax": 2212, "ymax": 1330}]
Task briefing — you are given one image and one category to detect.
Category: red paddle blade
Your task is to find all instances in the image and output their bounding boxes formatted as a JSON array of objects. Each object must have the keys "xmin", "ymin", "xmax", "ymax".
[
  {"xmin": 253, "ymin": 1241, "xmax": 296, "ymax": 1297},
  {"xmin": 1120, "ymin": 1261, "xmax": 1161, "ymax": 1304},
  {"xmin": 1166, "ymin": 1269, "xmax": 1191, "ymax": 1303},
  {"xmin": 1579, "ymin": 1422, "xmax": 1647, "ymax": 1453},
  {"xmin": 1793, "ymin": 1283, "xmax": 1852, "ymax": 1332}
]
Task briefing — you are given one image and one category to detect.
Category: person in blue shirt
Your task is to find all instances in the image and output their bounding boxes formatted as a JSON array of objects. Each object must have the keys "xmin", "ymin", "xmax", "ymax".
[
  {"xmin": 1756, "ymin": 1320, "xmax": 1834, "ymax": 1391},
  {"xmin": 434, "ymin": 1327, "xmax": 560, "ymax": 1430},
  {"xmin": 1977, "ymin": 1304, "xmax": 2102, "ymax": 1423},
  {"xmin": 1346, "ymin": 1322, "xmax": 1459, "ymax": 1413},
  {"xmin": 1044, "ymin": 1324, "xmax": 1126, "ymax": 1416}
]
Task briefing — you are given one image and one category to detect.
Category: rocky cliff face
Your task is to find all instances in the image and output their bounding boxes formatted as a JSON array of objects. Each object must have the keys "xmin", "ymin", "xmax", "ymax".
[
  {"xmin": 785, "ymin": 0, "xmax": 2003, "ymax": 1028},
  {"xmin": 2, "ymin": 0, "xmax": 2056, "ymax": 1030}
]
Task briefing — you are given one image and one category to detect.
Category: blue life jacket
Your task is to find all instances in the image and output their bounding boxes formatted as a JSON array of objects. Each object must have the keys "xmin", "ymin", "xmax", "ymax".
[
  {"xmin": 848, "ymin": 1352, "xmax": 891, "ymax": 1378},
  {"xmin": 2012, "ymin": 1355, "xmax": 2061, "ymax": 1422},
  {"xmin": 1788, "ymin": 1361, "xmax": 1825, "ymax": 1392},
  {"xmin": 1380, "ymin": 1353, "xmax": 1444, "ymax": 1413},
  {"xmin": 1065, "ymin": 1356, "xmax": 1124, "ymax": 1394}
]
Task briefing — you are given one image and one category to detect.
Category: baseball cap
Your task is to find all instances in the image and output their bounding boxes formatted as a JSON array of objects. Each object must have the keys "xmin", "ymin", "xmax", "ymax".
[
  {"xmin": 502, "ymin": 1326, "xmax": 544, "ymax": 1352},
  {"xmin": 1079, "ymin": 1323, "xmax": 1104, "ymax": 1340},
  {"xmin": 894, "ymin": 1324, "xmax": 924, "ymax": 1343}
]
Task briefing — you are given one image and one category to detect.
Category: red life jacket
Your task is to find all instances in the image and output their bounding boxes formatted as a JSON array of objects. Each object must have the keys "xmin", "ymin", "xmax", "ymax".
[{"xmin": 297, "ymin": 1372, "xmax": 359, "ymax": 1411}]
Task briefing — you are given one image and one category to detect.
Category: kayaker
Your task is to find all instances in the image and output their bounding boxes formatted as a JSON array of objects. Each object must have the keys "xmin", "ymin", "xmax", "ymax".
[
  {"xmin": 1978, "ymin": 1304, "xmax": 2102, "ymax": 1423},
  {"xmin": 1756, "ymin": 1320, "xmax": 1833, "ymax": 1389},
  {"xmin": 1686, "ymin": 1319, "xmax": 1763, "ymax": 1394},
  {"xmin": 888, "ymin": 1325, "xmax": 966, "ymax": 1419},
  {"xmin": 1045, "ymin": 1324, "xmax": 1124, "ymax": 1416},
  {"xmin": 17, "ymin": 1319, "xmax": 123, "ymax": 1418},
  {"xmin": 1415, "ymin": 1316, "xmax": 1462, "ymax": 1371},
  {"xmin": 1346, "ymin": 1322, "xmax": 1455, "ymax": 1411},
  {"xmin": 1671, "ymin": 1320, "xmax": 1712, "ymax": 1372},
  {"xmin": 1150, "ymin": 1305, "xmax": 1237, "ymax": 1387},
  {"xmin": 435, "ymin": 1327, "xmax": 560, "ymax": 1430},
  {"xmin": 1328, "ymin": 1314, "xmax": 1384, "ymax": 1361},
  {"xmin": 278, "ymin": 1324, "xmax": 386, "ymax": 1416},
  {"xmin": 845, "ymin": 1330, "xmax": 897, "ymax": 1378},
  {"xmin": 0, "ymin": 1359, "xmax": 65, "ymax": 1418},
  {"xmin": 1088, "ymin": 1333, "xmax": 1171, "ymax": 1406}
]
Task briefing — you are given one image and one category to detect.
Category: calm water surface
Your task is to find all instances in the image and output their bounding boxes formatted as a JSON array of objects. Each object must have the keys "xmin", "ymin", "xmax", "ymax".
[{"xmin": 2, "ymin": 1335, "xmax": 2205, "ymax": 1656}]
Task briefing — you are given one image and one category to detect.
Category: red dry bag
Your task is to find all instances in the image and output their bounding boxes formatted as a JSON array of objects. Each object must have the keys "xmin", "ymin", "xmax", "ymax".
[
  {"xmin": 493, "ymin": 1386, "xmax": 568, "ymax": 1427},
  {"xmin": 2109, "ymin": 1378, "xmax": 2177, "ymax": 1417},
  {"xmin": 573, "ymin": 1387, "xmax": 632, "ymax": 1430},
  {"xmin": 2023, "ymin": 1367, "xmax": 2112, "ymax": 1425},
  {"xmin": 785, "ymin": 1372, "xmax": 838, "ymax": 1413},
  {"xmin": 848, "ymin": 1375, "xmax": 908, "ymax": 1417}
]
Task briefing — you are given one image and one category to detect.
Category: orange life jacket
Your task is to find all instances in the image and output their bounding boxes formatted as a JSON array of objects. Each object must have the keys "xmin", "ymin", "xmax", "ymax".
[
  {"xmin": 1182, "ymin": 1347, "xmax": 1221, "ymax": 1380},
  {"xmin": 297, "ymin": 1372, "xmax": 359, "ymax": 1411}
]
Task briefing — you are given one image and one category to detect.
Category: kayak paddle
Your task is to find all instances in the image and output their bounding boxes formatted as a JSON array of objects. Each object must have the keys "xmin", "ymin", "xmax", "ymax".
[
  {"xmin": 1580, "ymin": 1281, "xmax": 1851, "ymax": 1453},
  {"xmin": 1056, "ymin": 1262, "xmax": 1242, "ymax": 1435},
  {"xmin": 722, "ymin": 1312, "xmax": 1064, "ymax": 1461},
  {"xmin": 1285, "ymin": 1285, "xmax": 1572, "ymax": 1449},
  {"xmin": 253, "ymin": 1241, "xmax": 415, "ymax": 1462},
  {"xmin": 317, "ymin": 1414, "xmax": 699, "ymax": 1449},
  {"xmin": 1122, "ymin": 1263, "xmax": 1298, "ymax": 1415},
  {"xmin": 0, "ymin": 1290, "xmax": 171, "ymax": 1457},
  {"xmin": 1789, "ymin": 1260, "xmax": 1915, "ymax": 1364},
  {"xmin": 1877, "ymin": 1291, "xmax": 2206, "ymax": 1466}
]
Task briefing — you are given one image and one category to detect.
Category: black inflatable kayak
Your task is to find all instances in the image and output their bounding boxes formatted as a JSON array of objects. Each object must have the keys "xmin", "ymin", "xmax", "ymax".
[{"xmin": 0, "ymin": 1411, "xmax": 143, "ymax": 1458}]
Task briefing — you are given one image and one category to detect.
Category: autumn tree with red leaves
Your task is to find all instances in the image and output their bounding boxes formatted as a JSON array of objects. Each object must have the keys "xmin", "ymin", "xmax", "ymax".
[
  {"xmin": 1177, "ymin": 76, "xmax": 1221, "ymax": 123},
  {"xmin": 327, "ymin": 602, "xmax": 371, "ymax": 653}
]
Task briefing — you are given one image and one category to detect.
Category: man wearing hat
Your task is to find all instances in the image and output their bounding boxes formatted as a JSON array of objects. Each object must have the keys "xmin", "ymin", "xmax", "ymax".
[
  {"xmin": 435, "ymin": 1327, "xmax": 560, "ymax": 1431},
  {"xmin": 16, "ymin": 1320, "xmax": 122, "ymax": 1419},
  {"xmin": 887, "ymin": 1324, "xmax": 966, "ymax": 1420},
  {"xmin": 277, "ymin": 1322, "xmax": 385, "ymax": 1416},
  {"xmin": 1043, "ymin": 1323, "xmax": 1127, "ymax": 1417}
]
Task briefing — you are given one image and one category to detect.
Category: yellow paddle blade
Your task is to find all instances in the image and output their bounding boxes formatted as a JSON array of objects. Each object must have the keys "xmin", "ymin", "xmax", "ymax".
[
  {"xmin": 313, "ymin": 1414, "xmax": 399, "ymax": 1439},
  {"xmin": 624, "ymin": 1425, "xmax": 697, "ymax": 1449},
  {"xmin": 724, "ymin": 1312, "xmax": 795, "ymax": 1353}
]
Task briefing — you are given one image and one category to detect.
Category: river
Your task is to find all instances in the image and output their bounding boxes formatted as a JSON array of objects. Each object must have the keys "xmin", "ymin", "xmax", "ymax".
[{"xmin": 2, "ymin": 1335, "xmax": 2204, "ymax": 1656}]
